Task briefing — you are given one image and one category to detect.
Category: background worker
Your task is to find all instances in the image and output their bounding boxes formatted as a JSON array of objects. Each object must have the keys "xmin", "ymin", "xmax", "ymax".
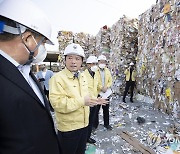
[
  {"xmin": 36, "ymin": 63, "xmax": 54, "ymax": 111},
  {"xmin": 36, "ymin": 63, "xmax": 54, "ymax": 98},
  {"xmin": 93, "ymin": 55, "xmax": 113, "ymax": 130},
  {"xmin": 49, "ymin": 43, "xmax": 107, "ymax": 154},
  {"xmin": 122, "ymin": 62, "xmax": 136, "ymax": 103},
  {"xmin": 84, "ymin": 55, "xmax": 99, "ymax": 144},
  {"xmin": 0, "ymin": 0, "xmax": 60, "ymax": 153}
]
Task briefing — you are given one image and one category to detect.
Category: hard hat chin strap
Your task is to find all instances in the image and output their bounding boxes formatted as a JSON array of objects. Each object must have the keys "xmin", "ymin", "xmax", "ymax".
[
  {"xmin": 23, "ymin": 43, "xmax": 36, "ymax": 65},
  {"xmin": 15, "ymin": 23, "xmax": 33, "ymax": 65},
  {"xmin": 16, "ymin": 23, "xmax": 45, "ymax": 65},
  {"xmin": 23, "ymin": 37, "xmax": 45, "ymax": 65}
]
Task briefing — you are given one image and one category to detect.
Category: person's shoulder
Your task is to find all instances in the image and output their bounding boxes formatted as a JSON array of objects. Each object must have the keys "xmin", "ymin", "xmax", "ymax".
[
  {"xmin": 47, "ymin": 69, "xmax": 53, "ymax": 73},
  {"xmin": 105, "ymin": 67, "xmax": 111, "ymax": 72},
  {"xmin": 83, "ymin": 69, "xmax": 89, "ymax": 75},
  {"xmin": 51, "ymin": 70, "xmax": 64, "ymax": 78},
  {"xmin": 95, "ymin": 68, "xmax": 100, "ymax": 73},
  {"xmin": 81, "ymin": 70, "xmax": 87, "ymax": 76}
]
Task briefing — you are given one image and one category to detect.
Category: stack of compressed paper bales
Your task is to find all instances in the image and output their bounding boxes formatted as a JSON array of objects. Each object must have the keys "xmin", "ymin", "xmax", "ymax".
[{"xmin": 137, "ymin": 0, "xmax": 180, "ymax": 115}]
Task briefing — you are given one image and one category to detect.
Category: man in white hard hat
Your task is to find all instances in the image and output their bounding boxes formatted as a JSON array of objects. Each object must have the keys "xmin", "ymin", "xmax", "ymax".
[
  {"xmin": 122, "ymin": 62, "xmax": 136, "ymax": 103},
  {"xmin": 49, "ymin": 44, "xmax": 107, "ymax": 154},
  {"xmin": 0, "ymin": 0, "xmax": 60, "ymax": 153},
  {"xmin": 84, "ymin": 55, "xmax": 99, "ymax": 144},
  {"xmin": 93, "ymin": 55, "xmax": 113, "ymax": 130}
]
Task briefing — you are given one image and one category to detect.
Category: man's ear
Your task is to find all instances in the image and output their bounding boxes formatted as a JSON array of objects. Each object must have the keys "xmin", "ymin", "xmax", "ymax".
[{"xmin": 21, "ymin": 31, "xmax": 33, "ymax": 45}]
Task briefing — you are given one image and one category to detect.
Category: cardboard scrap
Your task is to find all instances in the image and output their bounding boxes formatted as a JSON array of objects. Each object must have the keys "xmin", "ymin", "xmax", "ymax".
[
  {"xmin": 119, "ymin": 131, "xmax": 156, "ymax": 154},
  {"xmin": 119, "ymin": 102, "xmax": 129, "ymax": 110}
]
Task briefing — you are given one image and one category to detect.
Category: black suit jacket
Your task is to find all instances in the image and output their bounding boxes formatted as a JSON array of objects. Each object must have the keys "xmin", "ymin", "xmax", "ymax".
[{"xmin": 0, "ymin": 55, "xmax": 60, "ymax": 154}]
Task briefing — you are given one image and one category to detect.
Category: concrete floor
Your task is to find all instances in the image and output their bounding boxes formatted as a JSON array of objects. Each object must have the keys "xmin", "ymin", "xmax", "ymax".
[{"xmin": 87, "ymin": 96, "xmax": 179, "ymax": 154}]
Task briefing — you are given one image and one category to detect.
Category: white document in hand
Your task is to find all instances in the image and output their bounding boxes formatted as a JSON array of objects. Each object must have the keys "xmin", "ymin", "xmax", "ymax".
[{"xmin": 99, "ymin": 88, "xmax": 112, "ymax": 99}]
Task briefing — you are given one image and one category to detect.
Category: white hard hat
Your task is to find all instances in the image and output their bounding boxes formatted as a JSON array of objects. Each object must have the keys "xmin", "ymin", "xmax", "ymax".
[
  {"xmin": 86, "ymin": 55, "xmax": 98, "ymax": 64},
  {"xmin": 98, "ymin": 55, "xmax": 107, "ymax": 61},
  {"xmin": 0, "ymin": 0, "xmax": 53, "ymax": 44},
  {"xmin": 64, "ymin": 43, "xmax": 85, "ymax": 58},
  {"xmin": 129, "ymin": 62, "xmax": 134, "ymax": 66}
]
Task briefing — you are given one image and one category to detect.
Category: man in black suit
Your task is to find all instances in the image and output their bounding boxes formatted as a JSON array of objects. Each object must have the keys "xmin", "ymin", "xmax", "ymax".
[{"xmin": 0, "ymin": 0, "xmax": 61, "ymax": 153}]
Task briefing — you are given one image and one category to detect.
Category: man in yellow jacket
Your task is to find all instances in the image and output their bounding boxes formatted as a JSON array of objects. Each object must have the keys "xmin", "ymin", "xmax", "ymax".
[
  {"xmin": 123, "ymin": 62, "xmax": 136, "ymax": 103},
  {"xmin": 49, "ymin": 43, "xmax": 107, "ymax": 154},
  {"xmin": 93, "ymin": 55, "xmax": 113, "ymax": 130},
  {"xmin": 84, "ymin": 55, "xmax": 99, "ymax": 144}
]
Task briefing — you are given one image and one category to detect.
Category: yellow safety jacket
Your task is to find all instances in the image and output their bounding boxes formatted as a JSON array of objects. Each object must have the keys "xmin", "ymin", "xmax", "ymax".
[
  {"xmin": 96, "ymin": 67, "xmax": 112, "ymax": 94},
  {"xmin": 49, "ymin": 68, "xmax": 89, "ymax": 132},
  {"xmin": 124, "ymin": 68, "xmax": 136, "ymax": 81},
  {"xmin": 84, "ymin": 69, "xmax": 99, "ymax": 98}
]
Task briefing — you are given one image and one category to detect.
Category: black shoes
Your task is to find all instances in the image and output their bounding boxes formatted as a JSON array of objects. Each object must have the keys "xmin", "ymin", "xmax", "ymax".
[
  {"xmin": 104, "ymin": 125, "xmax": 112, "ymax": 130},
  {"xmin": 122, "ymin": 99, "xmax": 126, "ymax": 103},
  {"xmin": 123, "ymin": 99, "xmax": 133, "ymax": 103},
  {"xmin": 87, "ymin": 138, "xmax": 96, "ymax": 144}
]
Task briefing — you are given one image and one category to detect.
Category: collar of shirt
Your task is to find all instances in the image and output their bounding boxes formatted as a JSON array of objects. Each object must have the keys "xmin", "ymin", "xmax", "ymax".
[
  {"xmin": 18, "ymin": 65, "xmax": 31, "ymax": 79},
  {"xmin": 65, "ymin": 67, "xmax": 80, "ymax": 79}
]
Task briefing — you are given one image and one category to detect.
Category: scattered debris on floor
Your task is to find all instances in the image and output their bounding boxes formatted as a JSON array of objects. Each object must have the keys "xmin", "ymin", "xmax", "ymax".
[{"xmin": 85, "ymin": 96, "xmax": 180, "ymax": 154}]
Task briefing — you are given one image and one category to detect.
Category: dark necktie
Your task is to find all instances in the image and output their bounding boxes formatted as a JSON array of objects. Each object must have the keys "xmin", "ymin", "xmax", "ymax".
[{"xmin": 73, "ymin": 72, "xmax": 79, "ymax": 79}]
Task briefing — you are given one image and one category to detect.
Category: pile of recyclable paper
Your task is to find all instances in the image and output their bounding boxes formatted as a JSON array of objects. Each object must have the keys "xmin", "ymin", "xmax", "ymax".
[
  {"xmin": 136, "ymin": 0, "xmax": 180, "ymax": 115},
  {"xmin": 109, "ymin": 16, "xmax": 138, "ymax": 95},
  {"xmin": 95, "ymin": 25, "xmax": 111, "ymax": 54},
  {"xmin": 75, "ymin": 33, "xmax": 97, "ymax": 57},
  {"xmin": 57, "ymin": 31, "xmax": 96, "ymax": 59},
  {"xmin": 87, "ymin": 35, "xmax": 97, "ymax": 55},
  {"xmin": 57, "ymin": 31, "xmax": 74, "ymax": 51},
  {"xmin": 73, "ymin": 32, "xmax": 90, "ymax": 52}
]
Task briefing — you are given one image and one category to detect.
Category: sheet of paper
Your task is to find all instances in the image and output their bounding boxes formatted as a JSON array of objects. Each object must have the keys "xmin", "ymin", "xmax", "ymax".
[{"xmin": 99, "ymin": 88, "xmax": 112, "ymax": 99}]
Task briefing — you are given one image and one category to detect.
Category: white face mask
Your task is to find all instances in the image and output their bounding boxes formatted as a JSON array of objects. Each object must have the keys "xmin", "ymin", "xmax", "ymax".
[
  {"xmin": 23, "ymin": 36, "xmax": 47, "ymax": 65},
  {"xmin": 32, "ymin": 44, "xmax": 47, "ymax": 64},
  {"xmin": 99, "ymin": 64, "xmax": 106, "ymax": 69},
  {"xmin": 91, "ymin": 65, "xmax": 98, "ymax": 72},
  {"xmin": 31, "ymin": 36, "xmax": 47, "ymax": 64}
]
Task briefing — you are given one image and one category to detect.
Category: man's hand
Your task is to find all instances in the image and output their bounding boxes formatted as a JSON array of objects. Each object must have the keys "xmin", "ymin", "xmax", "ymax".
[
  {"xmin": 84, "ymin": 96, "xmax": 109, "ymax": 107},
  {"xmin": 84, "ymin": 96, "xmax": 98, "ymax": 107},
  {"xmin": 101, "ymin": 86, "xmax": 107, "ymax": 93},
  {"xmin": 97, "ymin": 97, "xmax": 109, "ymax": 106}
]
